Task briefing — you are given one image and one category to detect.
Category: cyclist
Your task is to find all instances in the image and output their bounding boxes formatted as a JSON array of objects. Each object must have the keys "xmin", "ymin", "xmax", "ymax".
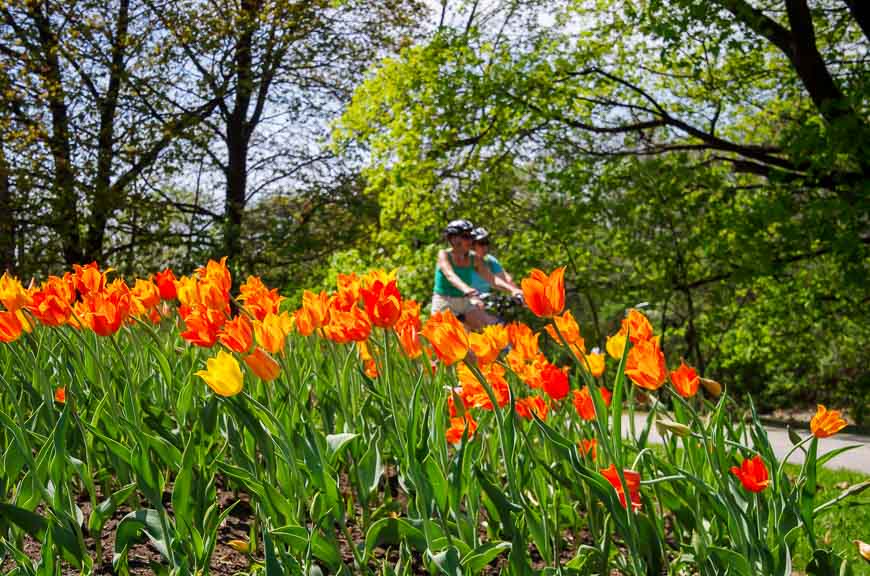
[
  {"xmin": 469, "ymin": 227, "xmax": 520, "ymax": 296},
  {"xmin": 431, "ymin": 220, "xmax": 522, "ymax": 331}
]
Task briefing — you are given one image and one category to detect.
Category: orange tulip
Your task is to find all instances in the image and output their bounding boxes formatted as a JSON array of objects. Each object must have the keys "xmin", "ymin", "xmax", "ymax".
[
  {"xmin": 621, "ymin": 309, "xmax": 655, "ymax": 344},
  {"xmin": 422, "ymin": 310, "xmax": 469, "ymax": 366},
  {"xmin": 0, "ymin": 272, "xmax": 31, "ymax": 312},
  {"xmin": 332, "ymin": 273, "xmax": 362, "ymax": 311},
  {"xmin": 54, "ymin": 386, "xmax": 66, "ymax": 403},
  {"xmin": 601, "ymin": 464, "xmax": 642, "ymax": 509},
  {"xmin": 130, "ymin": 278, "xmax": 161, "ymax": 317},
  {"xmin": 395, "ymin": 300, "xmax": 423, "ymax": 358},
  {"xmin": 363, "ymin": 358, "xmax": 379, "ymax": 378},
  {"xmin": 468, "ymin": 323, "xmax": 509, "ymax": 366},
  {"xmin": 456, "ymin": 362, "xmax": 510, "ymax": 410},
  {"xmin": 243, "ymin": 348, "xmax": 281, "ymax": 381},
  {"xmin": 197, "ymin": 257, "xmax": 232, "ymax": 295},
  {"xmin": 357, "ymin": 340, "xmax": 379, "ymax": 378},
  {"xmin": 521, "ymin": 267, "xmax": 566, "ymax": 318},
  {"xmin": 507, "ymin": 322, "xmax": 539, "ymax": 360},
  {"xmin": 28, "ymin": 276, "xmax": 74, "ymax": 326},
  {"xmin": 73, "ymin": 262, "xmax": 109, "ymax": 296},
  {"xmin": 179, "ymin": 305, "xmax": 225, "ymax": 348},
  {"xmin": 810, "ymin": 404, "xmax": 847, "ymax": 438},
  {"xmin": 198, "ymin": 278, "xmax": 231, "ymax": 312},
  {"xmin": 541, "ymin": 363, "xmax": 570, "ymax": 401},
  {"xmin": 174, "ymin": 275, "xmax": 200, "ymax": 308},
  {"xmin": 294, "ymin": 290, "xmax": 330, "ymax": 336},
  {"xmin": 154, "ymin": 268, "xmax": 177, "ymax": 300},
  {"xmin": 238, "ymin": 276, "xmax": 283, "ymax": 320},
  {"xmin": 670, "ymin": 359, "xmax": 699, "ymax": 398},
  {"xmin": 572, "ymin": 385, "xmax": 612, "ymax": 421},
  {"xmin": 0, "ymin": 310, "xmax": 23, "ymax": 343},
  {"xmin": 360, "ymin": 278, "xmax": 403, "ymax": 329},
  {"xmin": 238, "ymin": 275, "xmax": 269, "ymax": 300},
  {"xmin": 362, "ymin": 268, "xmax": 397, "ymax": 288},
  {"xmin": 625, "ymin": 337, "xmax": 667, "ymax": 391},
  {"xmin": 254, "ymin": 312, "xmax": 289, "ymax": 354},
  {"xmin": 579, "ymin": 438, "xmax": 597, "ymax": 460},
  {"xmin": 545, "ymin": 310, "xmax": 585, "ymax": 354},
  {"xmin": 508, "ymin": 351, "xmax": 549, "ymax": 391},
  {"xmin": 730, "ymin": 455, "xmax": 769, "ymax": 493},
  {"xmin": 323, "ymin": 306, "xmax": 372, "ymax": 343},
  {"xmin": 515, "ymin": 395, "xmax": 548, "ymax": 421},
  {"xmin": 700, "ymin": 377, "xmax": 722, "ymax": 397},
  {"xmin": 446, "ymin": 413, "xmax": 477, "ymax": 444},
  {"xmin": 75, "ymin": 289, "xmax": 131, "ymax": 336},
  {"xmin": 219, "ymin": 315, "xmax": 254, "ymax": 353}
]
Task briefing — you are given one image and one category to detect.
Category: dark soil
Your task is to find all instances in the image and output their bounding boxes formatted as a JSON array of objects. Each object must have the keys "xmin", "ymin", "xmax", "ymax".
[{"xmin": 0, "ymin": 468, "xmax": 633, "ymax": 575}]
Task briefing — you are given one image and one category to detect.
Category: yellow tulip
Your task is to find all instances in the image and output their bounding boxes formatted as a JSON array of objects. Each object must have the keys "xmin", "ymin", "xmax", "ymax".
[
  {"xmin": 227, "ymin": 539, "xmax": 251, "ymax": 554},
  {"xmin": 196, "ymin": 350, "xmax": 244, "ymax": 397},
  {"xmin": 606, "ymin": 333, "xmax": 627, "ymax": 360}
]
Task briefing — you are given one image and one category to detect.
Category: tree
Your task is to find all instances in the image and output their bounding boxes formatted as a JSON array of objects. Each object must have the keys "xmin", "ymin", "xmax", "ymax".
[
  {"xmin": 152, "ymin": 0, "xmax": 425, "ymax": 274},
  {"xmin": 336, "ymin": 0, "xmax": 869, "ymax": 410},
  {"xmin": 0, "ymin": 0, "xmax": 221, "ymax": 269}
]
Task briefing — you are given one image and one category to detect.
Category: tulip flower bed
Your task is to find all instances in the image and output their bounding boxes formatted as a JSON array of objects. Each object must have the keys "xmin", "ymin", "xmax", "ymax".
[{"xmin": 0, "ymin": 260, "xmax": 867, "ymax": 575}]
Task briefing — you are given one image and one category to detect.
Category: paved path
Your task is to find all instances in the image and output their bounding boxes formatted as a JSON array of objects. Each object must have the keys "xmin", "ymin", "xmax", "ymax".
[{"xmin": 624, "ymin": 414, "xmax": 870, "ymax": 474}]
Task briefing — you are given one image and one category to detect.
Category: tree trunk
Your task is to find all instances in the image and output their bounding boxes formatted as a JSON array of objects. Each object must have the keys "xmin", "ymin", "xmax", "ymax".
[
  {"xmin": 222, "ymin": 0, "xmax": 258, "ymax": 267},
  {"xmin": 0, "ymin": 143, "xmax": 15, "ymax": 273},
  {"xmin": 30, "ymin": 3, "xmax": 82, "ymax": 265},
  {"xmin": 85, "ymin": 0, "xmax": 130, "ymax": 263}
]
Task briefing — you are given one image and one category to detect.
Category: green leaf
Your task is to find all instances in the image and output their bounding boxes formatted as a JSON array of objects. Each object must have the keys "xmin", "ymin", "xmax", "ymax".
[
  {"xmin": 462, "ymin": 541, "xmax": 511, "ymax": 574},
  {"xmin": 814, "ymin": 480, "xmax": 870, "ymax": 515},
  {"xmin": 364, "ymin": 517, "xmax": 428, "ymax": 556},
  {"xmin": 356, "ymin": 431, "xmax": 383, "ymax": 496},
  {"xmin": 564, "ymin": 545, "xmax": 601, "ymax": 572},
  {"xmin": 171, "ymin": 437, "xmax": 196, "ymax": 538},
  {"xmin": 424, "ymin": 455, "xmax": 448, "ymax": 514},
  {"xmin": 80, "ymin": 420, "xmax": 132, "ymax": 465},
  {"xmin": 0, "ymin": 503, "xmax": 47, "ymax": 538},
  {"xmin": 817, "ymin": 444, "xmax": 865, "ymax": 468},
  {"xmin": 271, "ymin": 525, "xmax": 343, "ymax": 570},
  {"xmin": 88, "ymin": 482, "xmax": 137, "ymax": 536},
  {"xmin": 112, "ymin": 509, "xmax": 171, "ymax": 568},
  {"xmin": 635, "ymin": 513, "xmax": 664, "ymax": 576},
  {"xmin": 326, "ymin": 433, "xmax": 358, "ymax": 465},
  {"xmin": 800, "ymin": 438, "xmax": 819, "ymax": 547},
  {"xmin": 708, "ymin": 546, "xmax": 754, "ymax": 576},
  {"xmin": 428, "ymin": 546, "xmax": 462, "ymax": 576},
  {"xmin": 264, "ymin": 524, "xmax": 283, "ymax": 576},
  {"xmin": 787, "ymin": 426, "xmax": 803, "ymax": 447}
]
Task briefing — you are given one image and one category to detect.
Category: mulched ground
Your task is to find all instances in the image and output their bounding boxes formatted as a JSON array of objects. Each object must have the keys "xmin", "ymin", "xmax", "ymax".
[{"xmin": 1, "ymin": 467, "xmax": 647, "ymax": 575}]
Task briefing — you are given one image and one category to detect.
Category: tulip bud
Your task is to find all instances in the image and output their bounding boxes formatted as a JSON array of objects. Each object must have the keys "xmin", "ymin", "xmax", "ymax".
[
  {"xmin": 227, "ymin": 539, "xmax": 251, "ymax": 554},
  {"xmin": 700, "ymin": 377, "xmax": 722, "ymax": 397},
  {"xmin": 655, "ymin": 417, "xmax": 692, "ymax": 437}
]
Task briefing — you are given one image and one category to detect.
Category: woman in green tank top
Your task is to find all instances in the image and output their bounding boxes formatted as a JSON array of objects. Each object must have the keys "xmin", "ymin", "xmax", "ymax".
[{"xmin": 431, "ymin": 219, "xmax": 521, "ymax": 331}]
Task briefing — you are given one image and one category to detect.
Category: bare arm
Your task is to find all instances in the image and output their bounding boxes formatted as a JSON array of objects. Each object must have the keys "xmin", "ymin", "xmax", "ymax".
[
  {"xmin": 474, "ymin": 259, "xmax": 522, "ymax": 295},
  {"xmin": 497, "ymin": 269, "xmax": 514, "ymax": 284},
  {"xmin": 495, "ymin": 270, "xmax": 521, "ymax": 294},
  {"xmin": 437, "ymin": 249, "xmax": 476, "ymax": 295}
]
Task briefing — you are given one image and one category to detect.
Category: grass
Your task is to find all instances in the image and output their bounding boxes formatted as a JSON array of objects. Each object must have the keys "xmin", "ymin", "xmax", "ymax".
[{"xmin": 786, "ymin": 463, "xmax": 870, "ymax": 575}]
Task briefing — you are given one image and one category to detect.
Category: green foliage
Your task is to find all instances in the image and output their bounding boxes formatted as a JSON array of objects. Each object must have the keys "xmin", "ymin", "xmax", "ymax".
[{"xmin": 335, "ymin": 0, "xmax": 870, "ymax": 418}]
